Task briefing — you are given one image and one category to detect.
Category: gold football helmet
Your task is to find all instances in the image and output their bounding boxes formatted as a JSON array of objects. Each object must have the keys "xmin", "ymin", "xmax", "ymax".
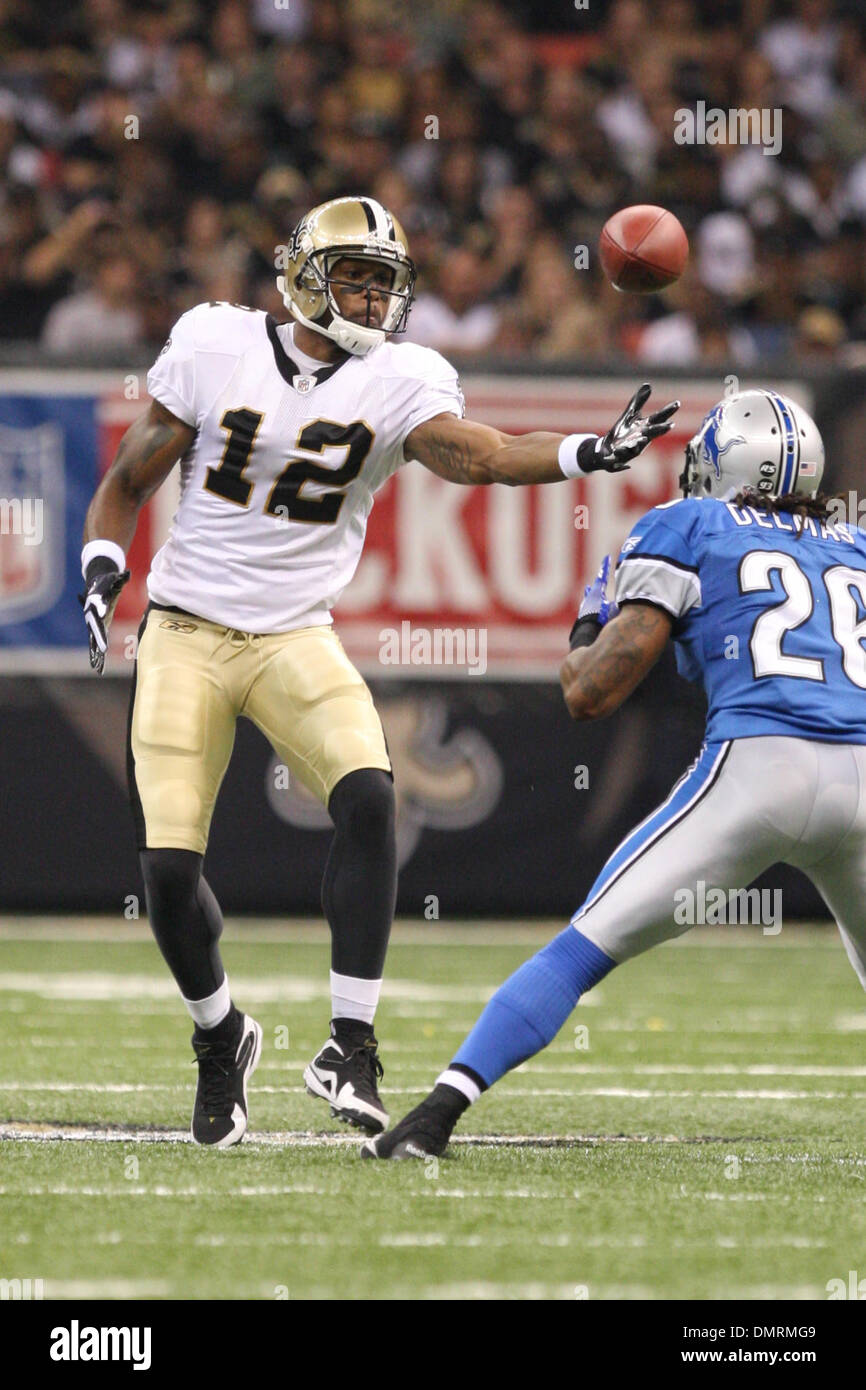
[{"xmin": 276, "ymin": 196, "xmax": 416, "ymax": 355}]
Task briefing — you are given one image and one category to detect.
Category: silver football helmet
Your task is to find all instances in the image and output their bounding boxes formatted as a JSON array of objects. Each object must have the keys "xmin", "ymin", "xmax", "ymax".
[{"xmin": 680, "ymin": 390, "xmax": 824, "ymax": 500}]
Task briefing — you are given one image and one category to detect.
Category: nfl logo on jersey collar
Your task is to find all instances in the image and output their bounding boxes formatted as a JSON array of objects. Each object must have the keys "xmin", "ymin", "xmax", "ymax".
[{"xmin": 267, "ymin": 315, "xmax": 350, "ymax": 393}]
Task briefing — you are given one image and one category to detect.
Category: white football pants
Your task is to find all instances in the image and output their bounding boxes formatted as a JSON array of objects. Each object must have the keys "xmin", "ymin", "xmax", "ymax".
[{"xmin": 573, "ymin": 736, "xmax": 866, "ymax": 988}]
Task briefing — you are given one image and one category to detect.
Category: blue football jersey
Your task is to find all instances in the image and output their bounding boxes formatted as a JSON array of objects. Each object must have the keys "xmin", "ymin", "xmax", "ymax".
[{"xmin": 615, "ymin": 497, "xmax": 866, "ymax": 744}]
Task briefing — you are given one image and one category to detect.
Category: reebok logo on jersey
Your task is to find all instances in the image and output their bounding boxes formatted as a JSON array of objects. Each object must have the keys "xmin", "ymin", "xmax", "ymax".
[{"xmin": 159, "ymin": 619, "xmax": 198, "ymax": 633}]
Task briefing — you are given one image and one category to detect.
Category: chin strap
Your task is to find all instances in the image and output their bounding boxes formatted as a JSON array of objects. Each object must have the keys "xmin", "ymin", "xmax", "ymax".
[
  {"xmin": 278, "ymin": 276, "xmax": 385, "ymax": 357},
  {"xmin": 329, "ymin": 317, "xmax": 386, "ymax": 355}
]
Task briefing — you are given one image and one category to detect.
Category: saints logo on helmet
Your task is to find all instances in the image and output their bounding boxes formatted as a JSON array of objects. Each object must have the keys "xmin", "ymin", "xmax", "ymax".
[
  {"xmin": 680, "ymin": 390, "xmax": 824, "ymax": 501},
  {"xmin": 276, "ymin": 196, "xmax": 416, "ymax": 356}
]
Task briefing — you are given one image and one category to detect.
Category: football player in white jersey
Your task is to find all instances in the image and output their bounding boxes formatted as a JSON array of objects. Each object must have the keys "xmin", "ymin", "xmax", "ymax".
[{"xmin": 81, "ymin": 195, "xmax": 679, "ymax": 1147}]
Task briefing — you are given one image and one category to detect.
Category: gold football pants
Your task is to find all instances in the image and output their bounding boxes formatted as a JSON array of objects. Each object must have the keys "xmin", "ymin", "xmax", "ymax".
[{"xmin": 128, "ymin": 607, "xmax": 391, "ymax": 854}]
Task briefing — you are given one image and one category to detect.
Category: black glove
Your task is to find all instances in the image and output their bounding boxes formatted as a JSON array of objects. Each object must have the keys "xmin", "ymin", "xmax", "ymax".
[
  {"xmin": 79, "ymin": 558, "xmax": 130, "ymax": 675},
  {"xmin": 578, "ymin": 384, "xmax": 681, "ymax": 474}
]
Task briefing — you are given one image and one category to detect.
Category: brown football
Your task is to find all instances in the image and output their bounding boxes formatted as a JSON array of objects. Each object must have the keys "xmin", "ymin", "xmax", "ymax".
[{"xmin": 599, "ymin": 205, "xmax": 689, "ymax": 293}]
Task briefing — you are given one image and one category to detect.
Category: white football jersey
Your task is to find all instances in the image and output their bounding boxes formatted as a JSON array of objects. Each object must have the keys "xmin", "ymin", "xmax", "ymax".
[{"xmin": 145, "ymin": 302, "xmax": 464, "ymax": 632}]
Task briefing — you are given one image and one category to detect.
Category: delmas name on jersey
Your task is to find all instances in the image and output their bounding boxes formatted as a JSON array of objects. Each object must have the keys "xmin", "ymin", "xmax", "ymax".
[
  {"xmin": 615, "ymin": 495, "xmax": 866, "ymax": 746},
  {"xmin": 145, "ymin": 300, "xmax": 465, "ymax": 635}
]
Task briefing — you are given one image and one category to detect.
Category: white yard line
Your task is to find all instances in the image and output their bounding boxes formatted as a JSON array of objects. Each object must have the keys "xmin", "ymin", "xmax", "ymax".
[
  {"xmin": 418, "ymin": 1281, "xmax": 647, "ymax": 1300},
  {"xmin": 422, "ymin": 1280, "xmax": 821, "ymax": 1299},
  {"xmin": 0, "ymin": 1122, "xmax": 835, "ymax": 1150},
  {"xmin": 0, "ymin": 971, "xmax": 540, "ymax": 1006},
  {"xmin": 3, "ymin": 1080, "xmax": 859, "ymax": 1099},
  {"xmin": 256, "ymin": 1060, "xmax": 866, "ymax": 1077},
  {"xmin": 39, "ymin": 1280, "xmax": 171, "ymax": 1299},
  {"xmin": 0, "ymin": 1082, "xmax": 186, "ymax": 1092}
]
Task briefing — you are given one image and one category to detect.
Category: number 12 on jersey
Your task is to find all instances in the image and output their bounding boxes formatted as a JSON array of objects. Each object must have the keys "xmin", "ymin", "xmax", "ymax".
[{"xmin": 204, "ymin": 408, "xmax": 374, "ymax": 526}]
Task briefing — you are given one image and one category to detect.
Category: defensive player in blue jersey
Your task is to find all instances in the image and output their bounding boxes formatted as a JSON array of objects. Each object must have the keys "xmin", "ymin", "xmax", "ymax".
[{"xmin": 363, "ymin": 387, "xmax": 866, "ymax": 1159}]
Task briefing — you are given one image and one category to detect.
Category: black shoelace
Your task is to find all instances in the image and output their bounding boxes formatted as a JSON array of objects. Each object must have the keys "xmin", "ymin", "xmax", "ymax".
[
  {"xmin": 192, "ymin": 1043, "xmax": 234, "ymax": 1115},
  {"xmin": 348, "ymin": 1040, "xmax": 384, "ymax": 1086}
]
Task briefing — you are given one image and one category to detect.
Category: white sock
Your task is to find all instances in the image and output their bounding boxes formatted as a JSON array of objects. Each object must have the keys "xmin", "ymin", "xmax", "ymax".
[
  {"xmin": 437, "ymin": 1068, "xmax": 481, "ymax": 1105},
  {"xmin": 330, "ymin": 970, "xmax": 382, "ymax": 1026},
  {"xmin": 183, "ymin": 977, "xmax": 231, "ymax": 1030}
]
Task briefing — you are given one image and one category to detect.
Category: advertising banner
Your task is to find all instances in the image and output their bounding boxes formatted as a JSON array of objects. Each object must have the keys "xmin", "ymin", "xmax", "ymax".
[{"xmin": 0, "ymin": 370, "xmax": 810, "ymax": 676}]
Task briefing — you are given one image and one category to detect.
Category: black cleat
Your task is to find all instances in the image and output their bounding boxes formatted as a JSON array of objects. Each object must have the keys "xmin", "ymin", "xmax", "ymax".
[
  {"xmin": 191, "ymin": 1011, "xmax": 262, "ymax": 1147},
  {"xmin": 303, "ymin": 1023, "xmax": 388, "ymax": 1134},
  {"xmin": 360, "ymin": 1089, "xmax": 464, "ymax": 1160}
]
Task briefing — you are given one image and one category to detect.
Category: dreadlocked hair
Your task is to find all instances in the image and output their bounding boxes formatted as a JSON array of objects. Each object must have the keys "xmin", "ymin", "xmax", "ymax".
[{"xmin": 730, "ymin": 487, "xmax": 840, "ymax": 538}]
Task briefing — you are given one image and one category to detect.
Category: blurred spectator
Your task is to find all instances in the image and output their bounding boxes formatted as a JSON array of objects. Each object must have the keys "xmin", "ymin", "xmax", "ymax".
[
  {"xmin": 794, "ymin": 302, "xmax": 847, "ymax": 358},
  {"xmin": 170, "ymin": 196, "xmax": 249, "ymax": 303},
  {"xmin": 511, "ymin": 237, "xmax": 614, "ymax": 362},
  {"xmin": 635, "ymin": 272, "xmax": 758, "ymax": 365},
  {"xmin": 41, "ymin": 250, "xmax": 143, "ymax": 353},
  {"xmin": 14, "ymin": 48, "xmax": 94, "ymax": 151},
  {"xmin": 0, "ymin": 194, "xmax": 109, "ymax": 338},
  {"xmin": 596, "ymin": 50, "xmax": 667, "ymax": 184},
  {"xmin": 251, "ymin": 0, "xmax": 310, "ymax": 43},
  {"xmin": 759, "ymin": 0, "xmax": 841, "ymax": 121},
  {"xmin": 695, "ymin": 212, "xmax": 756, "ymax": 299},
  {"xmin": 404, "ymin": 246, "xmax": 499, "ymax": 353}
]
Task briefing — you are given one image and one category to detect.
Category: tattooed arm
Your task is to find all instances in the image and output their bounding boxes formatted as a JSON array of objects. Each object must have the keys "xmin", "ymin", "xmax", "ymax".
[
  {"xmin": 560, "ymin": 602, "xmax": 673, "ymax": 720},
  {"xmin": 83, "ymin": 399, "xmax": 196, "ymax": 549},
  {"xmin": 405, "ymin": 385, "xmax": 680, "ymax": 485},
  {"xmin": 405, "ymin": 412, "xmax": 570, "ymax": 485}
]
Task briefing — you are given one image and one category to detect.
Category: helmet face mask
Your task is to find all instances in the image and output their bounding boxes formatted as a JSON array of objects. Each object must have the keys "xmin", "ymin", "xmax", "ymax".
[
  {"xmin": 276, "ymin": 197, "xmax": 416, "ymax": 355},
  {"xmin": 305, "ymin": 248, "xmax": 414, "ymax": 334},
  {"xmin": 680, "ymin": 390, "xmax": 824, "ymax": 501}
]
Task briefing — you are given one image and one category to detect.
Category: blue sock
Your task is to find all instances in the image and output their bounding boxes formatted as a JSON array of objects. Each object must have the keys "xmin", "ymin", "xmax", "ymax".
[{"xmin": 451, "ymin": 927, "xmax": 615, "ymax": 1089}]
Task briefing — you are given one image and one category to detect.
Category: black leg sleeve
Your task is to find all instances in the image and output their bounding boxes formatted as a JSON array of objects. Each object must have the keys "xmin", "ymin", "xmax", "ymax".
[
  {"xmin": 140, "ymin": 848, "xmax": 226, "ymax": 1001},
  {"xmin": 322, "ymin": 768, "xmax": 397, "ymax": 979}
]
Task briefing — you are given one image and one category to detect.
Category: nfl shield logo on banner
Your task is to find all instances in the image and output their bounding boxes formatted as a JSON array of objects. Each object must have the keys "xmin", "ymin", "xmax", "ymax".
[{"xmin": 0, "ymin": 422, "xmax": 64, "ymax": 624}]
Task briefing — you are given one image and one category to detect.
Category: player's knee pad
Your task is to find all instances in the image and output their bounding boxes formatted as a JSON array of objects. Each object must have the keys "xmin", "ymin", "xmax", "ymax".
[
  {"xmin": 140, "ymin": 847, "xmax": 202, "ymax": 920},
  {"xmin": 328, "ymin": 767, "xmax": 395, "ymax": 846}
]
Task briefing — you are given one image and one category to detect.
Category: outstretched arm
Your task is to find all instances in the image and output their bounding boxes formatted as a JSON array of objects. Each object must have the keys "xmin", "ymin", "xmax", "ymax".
[
  {"xmin": 560, "ymin": 601, "xmax": 672, "ymax": 720},
  {"xmin": 405, "ymin": 413, "xmax": 567, "ymax": 485},
  {"xmin": 405, "ymin": 384, "xmax": 680, "ymax": 486}
]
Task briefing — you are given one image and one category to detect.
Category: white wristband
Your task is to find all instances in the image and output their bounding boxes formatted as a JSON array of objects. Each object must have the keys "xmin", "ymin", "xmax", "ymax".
[
  {"xmin": 557, "ymin": 434, "xmax": 599, "ymax": 479},
  {"xmin": 81, "ymin": 539, "xmax": 126, "ymax": 579}
]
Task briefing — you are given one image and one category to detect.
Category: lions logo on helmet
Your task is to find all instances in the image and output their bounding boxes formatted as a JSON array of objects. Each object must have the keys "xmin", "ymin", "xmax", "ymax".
[
  {"xmin": 680, "ymin": 390, "xmax": 824, "ymax": 501},
  {"xmin": 690, "ymin": 402, "xmax": 746, "ymax": 483},
  {"xmin": 276, "ymin": 196, "xmax": 416, "ymax": 357}
]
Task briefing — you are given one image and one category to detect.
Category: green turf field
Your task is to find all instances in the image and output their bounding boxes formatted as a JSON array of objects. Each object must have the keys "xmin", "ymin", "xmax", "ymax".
[{"xmin": 1, "ymin": 919, "xmax": 865, "ymax": 1301}]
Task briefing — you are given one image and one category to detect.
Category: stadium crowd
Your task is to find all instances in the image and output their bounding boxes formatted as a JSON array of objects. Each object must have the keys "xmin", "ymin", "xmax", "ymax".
[{"xmin": 1, "ymin": 0, "xmax": 866, "ymax": 364}]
